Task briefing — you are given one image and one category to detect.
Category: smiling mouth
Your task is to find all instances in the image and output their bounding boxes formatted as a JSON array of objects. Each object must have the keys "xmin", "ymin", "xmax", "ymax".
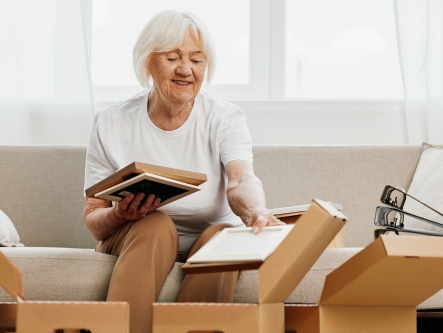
[{"xmin": 172, "ymin": 80, "xmax": 192, "ymax": 86}]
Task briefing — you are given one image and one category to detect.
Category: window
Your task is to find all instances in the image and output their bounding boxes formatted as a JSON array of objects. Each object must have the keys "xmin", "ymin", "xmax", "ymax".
[
  {"xmin": 285, "ymin": 0, "xmax": 404, "ymax": 99},
  {"xmin": 91, "ymin": 0, "xmax": 404, "ymax": 101},
  {"xmin": 91, "ymin": 0, "xmax": 267, "ymax": 101}
]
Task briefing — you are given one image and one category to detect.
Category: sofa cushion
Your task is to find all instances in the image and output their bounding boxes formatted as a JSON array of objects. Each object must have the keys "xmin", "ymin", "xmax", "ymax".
[
  {"xmin": 0, "ymin": 247, "xmax": 117, "ymax": 302},
  {"xmin": 253, "ymin": 145, "xmax": 423, "ymax": 248},
  {"xmin": 2, "ymin": 247, "xmax": 441, "ymax": 310},
  {"xmin": 403, "ymin": 143, "xmax": 443, "ymax": 232},
  {"xmin": 0, "ymin": 146, "xmax": 97, "ymax": 249}
]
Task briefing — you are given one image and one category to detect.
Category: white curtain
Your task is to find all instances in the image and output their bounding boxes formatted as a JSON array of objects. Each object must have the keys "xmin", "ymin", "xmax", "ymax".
[
  {"xmin": 0, "ymin": 0, "xmax": 94, "ymax": 145},
  {"xmin": 394, "ymin": 0, "xmax": 443, "ymax": 144}
]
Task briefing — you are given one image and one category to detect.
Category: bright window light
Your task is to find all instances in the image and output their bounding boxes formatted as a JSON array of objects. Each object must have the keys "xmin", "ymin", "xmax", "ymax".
[
  {"xmin": 91, "ymin": 0, "xmax": 250, "ymax": 87},
  {"xmin": 285, "ymin": 0, "xmax": 404, "ymax": 99}
]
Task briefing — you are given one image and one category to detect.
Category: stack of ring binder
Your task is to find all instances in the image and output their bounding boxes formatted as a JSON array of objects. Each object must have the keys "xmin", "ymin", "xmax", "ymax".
[{"xmin": 374, "ymin": 184, "xmax": 443, "ymax": 238}]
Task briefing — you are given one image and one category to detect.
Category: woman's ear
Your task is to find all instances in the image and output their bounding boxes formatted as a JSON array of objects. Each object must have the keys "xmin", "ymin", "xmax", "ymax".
[
  {"xmin": 147, "ymin": 53, "xmax": 161, "ymax": 80},
  {"xmin": 146, "ymin": 55, "xmax": 153, "ymax": 78}
]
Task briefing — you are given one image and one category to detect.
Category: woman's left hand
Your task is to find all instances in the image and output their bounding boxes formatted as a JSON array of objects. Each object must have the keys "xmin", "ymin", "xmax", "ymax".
[{"xmin": 247, "ymin": 207, "xmax": 286, "ymax": 234}]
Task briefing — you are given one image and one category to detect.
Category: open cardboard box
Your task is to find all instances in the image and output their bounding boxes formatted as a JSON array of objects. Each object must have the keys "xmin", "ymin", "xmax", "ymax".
[
  {"xmin": 285, "ymin": 235, "xmax": 443, "ymax": 333},
  {"xmin": 153, "ymin": 199, "xmax": 348, "ymax": 333},
  {"xmin": 0, "ymin": 252, "xmax": 129, "ymax": 333}
]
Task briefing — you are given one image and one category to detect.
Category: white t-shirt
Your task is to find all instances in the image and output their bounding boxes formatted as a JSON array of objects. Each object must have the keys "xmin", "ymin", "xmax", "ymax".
[{"xmin": 84, "ymin": 89, "xmax": 253, "ymax": 252}]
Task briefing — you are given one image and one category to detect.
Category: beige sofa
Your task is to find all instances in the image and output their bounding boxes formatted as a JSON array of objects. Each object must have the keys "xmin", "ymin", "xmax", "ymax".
[{"xmin": 0, "ymin": 145, "xmax": 441, "ymax": 310}]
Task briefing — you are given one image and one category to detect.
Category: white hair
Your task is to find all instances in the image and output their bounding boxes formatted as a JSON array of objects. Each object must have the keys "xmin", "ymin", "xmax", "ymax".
[{"xmin": 133, "ymin": 10, "xmax": 216, "ymax": 88}]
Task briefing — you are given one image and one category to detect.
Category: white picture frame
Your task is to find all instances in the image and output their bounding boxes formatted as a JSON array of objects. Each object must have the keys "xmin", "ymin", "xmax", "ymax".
[
  {"xmin": 187, "ymin": 225, "xmax": 295, "ymax": 264},
  {"xmin": 94, "ymin": 172, "xmax": 201, "ymax": 208},
  {"xmin": 269, "ymin": 202, "xmax": 343, "ymax": 216}
]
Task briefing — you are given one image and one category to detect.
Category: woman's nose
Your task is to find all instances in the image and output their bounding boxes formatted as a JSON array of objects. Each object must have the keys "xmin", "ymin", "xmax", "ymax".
[{"xmin": 176, "ymin": 59, "xmax": 192, "ymax": 76}]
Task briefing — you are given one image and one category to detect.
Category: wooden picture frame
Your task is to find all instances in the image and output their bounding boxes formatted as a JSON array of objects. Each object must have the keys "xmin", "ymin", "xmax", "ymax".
[
  {"xmin": 94, "ymin": 172, "xmax": 200, "ymax": 208},
  {"xmin": 187, "ymin": 225, "xmax": 295, "ymax": 264},
  {"xmin": 85, "ymin": 161, "xmax": 207, "ymax": 198}
]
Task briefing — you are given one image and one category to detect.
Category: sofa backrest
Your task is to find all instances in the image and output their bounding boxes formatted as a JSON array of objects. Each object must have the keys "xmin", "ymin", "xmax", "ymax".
[
  {"xmin": 0, "ymin": 146, "xmax": 96, "ymax": 248},
  {"xmin": 253, "ymin": 146, "xmax": 422, "ymax": 247},
  {"xmin": 0, "ymin": 145, "xmax": 422, "ymax": 249}
]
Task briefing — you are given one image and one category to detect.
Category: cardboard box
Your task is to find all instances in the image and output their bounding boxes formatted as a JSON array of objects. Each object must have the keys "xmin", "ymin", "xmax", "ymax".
[
  {"xmin": 152, "ymin": 199, "xmax": 348, "ymax": 333},
  {"xmin": 285, "ymin": 235, "xmax": 443, "ymax": 333},
  {"xmin": 0, "ymin": 252, "xmax": 129, "ymax": 333}
]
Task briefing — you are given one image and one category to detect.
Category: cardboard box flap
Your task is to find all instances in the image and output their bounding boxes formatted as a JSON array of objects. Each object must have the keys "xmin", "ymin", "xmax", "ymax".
[
  {"xmin": 320, "ymin": 235, "xmax": 443, "ymax": 307},
  {"xmin": 258, "ymin": 200, "xmax": 347, "ymax": 304},
  {"xmin": 0, "ymin": 251, "xmax": 24, "ymax": 301}
]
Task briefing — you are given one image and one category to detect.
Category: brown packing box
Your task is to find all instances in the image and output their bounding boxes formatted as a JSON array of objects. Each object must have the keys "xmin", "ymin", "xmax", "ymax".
[
  {"xmin": 152, "ymin": 199, "xmax": 348, "ymax": 333},
  {"xmin": 0, "ymin": 252, "xmax": 129, "ymax": 333},
  {"xmin": 285, "ymin": 235, "xmax": 443, "ymax": 333},
  {"xmin": 85, "ymin": 161, "xmax": 207, "ymax": 198}
]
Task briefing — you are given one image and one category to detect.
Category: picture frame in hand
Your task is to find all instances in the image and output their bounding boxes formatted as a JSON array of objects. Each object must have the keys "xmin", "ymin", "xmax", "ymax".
[{"xmin": 94, "ymin": 172, "xmax": 200, "ymax": 208}]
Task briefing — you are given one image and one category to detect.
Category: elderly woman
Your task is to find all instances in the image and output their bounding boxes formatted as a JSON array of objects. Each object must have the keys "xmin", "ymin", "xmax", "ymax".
[{"xmin": 83, "ymin": 10, "xmax": 284, "ymax": 333}]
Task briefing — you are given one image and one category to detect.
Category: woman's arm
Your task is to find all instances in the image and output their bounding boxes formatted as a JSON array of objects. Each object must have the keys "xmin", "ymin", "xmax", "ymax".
[
  {"xmin": 83, "ymin": 193, "xmax": 161, "ymax": 241},
  {"xmin": 225, "ymin": 160, "xmax": 285, "ymax": 234}
]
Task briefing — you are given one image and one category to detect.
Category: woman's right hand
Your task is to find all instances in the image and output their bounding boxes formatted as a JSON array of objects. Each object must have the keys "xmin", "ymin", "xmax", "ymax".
[{"xmin": 113, "ymin": 193, "xmax": 161, "ymax": 221}]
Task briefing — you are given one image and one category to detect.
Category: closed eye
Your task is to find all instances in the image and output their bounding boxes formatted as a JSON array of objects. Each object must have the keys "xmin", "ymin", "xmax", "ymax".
[{"xmin": 168, "ymin": 58, "xmax": 179, "ymax": 62}]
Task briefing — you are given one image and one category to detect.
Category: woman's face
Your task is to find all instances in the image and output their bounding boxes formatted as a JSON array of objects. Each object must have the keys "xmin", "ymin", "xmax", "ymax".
[{"xmin": 149, "ymin": 30, "xmax": 206, "ymax": 105}]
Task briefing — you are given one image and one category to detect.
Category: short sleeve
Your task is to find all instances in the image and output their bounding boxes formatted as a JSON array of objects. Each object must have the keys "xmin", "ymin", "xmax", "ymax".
[
  {"xmin": 218, "ymin": 104, "xmax": 253, "ymax": 166},
  {"xmin": 83, "ymin": 111, "xmax": 116, "ymax": 195}
]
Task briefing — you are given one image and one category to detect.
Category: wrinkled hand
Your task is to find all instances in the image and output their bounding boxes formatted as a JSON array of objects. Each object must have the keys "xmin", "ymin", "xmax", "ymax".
[
  {"xmin": 113, "ymin": 193, "xmax": 161, "ymax": 221},
  {"xmin": 247, "ymin": 207, "xmax": 286, "ymax": 234}
]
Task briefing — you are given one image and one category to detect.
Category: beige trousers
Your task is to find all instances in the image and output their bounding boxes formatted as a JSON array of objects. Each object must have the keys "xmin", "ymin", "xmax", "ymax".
[{"xmin": 95, "ymin": 210, "xmax": 239, "ymax": 333}]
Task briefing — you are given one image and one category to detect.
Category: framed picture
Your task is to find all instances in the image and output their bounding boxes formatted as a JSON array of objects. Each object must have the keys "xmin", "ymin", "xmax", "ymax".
[
  {"xmin": 94, "ymin": 172, "xmax": 200, "ymax": 207},
  {"xmin": 187, "ymin": 225, "xmax": 295, "ymax": 264},
  {"xmin": 270, "ymin": 202, "xmax": 342, "ymax": 217}
]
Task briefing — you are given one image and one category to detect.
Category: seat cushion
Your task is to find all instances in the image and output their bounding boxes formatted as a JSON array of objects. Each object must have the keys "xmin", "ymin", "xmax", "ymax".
[
  {"xmin": 0, "ymin": 247, "xmax": 117, "ymax": 302},
  {"xmin": 3, "ymin": 247, "xmax": 442, "ymax": 310}
]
